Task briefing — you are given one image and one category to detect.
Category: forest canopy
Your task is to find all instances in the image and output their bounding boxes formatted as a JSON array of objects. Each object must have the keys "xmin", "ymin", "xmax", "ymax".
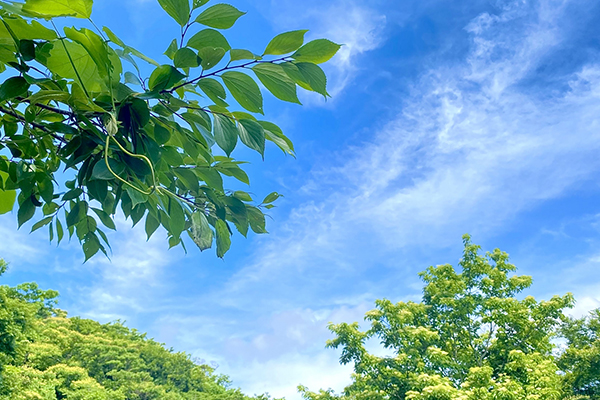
[{"xmin": 1, "ymin": 237, "xmax": 599, "ymax": 399}]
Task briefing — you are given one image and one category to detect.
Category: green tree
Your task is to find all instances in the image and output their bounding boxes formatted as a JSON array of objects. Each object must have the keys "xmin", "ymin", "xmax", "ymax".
[
  {"xmin": 0, "ymin": 0, "xmax": 340, "ymax": 260},
  {"xmin": 0, "ymin": 259, "xmax": 282, "ymax": 399},
  {"xmin": 300, "ymin": 235, "xmax": 577, "ymax": 400},
  {"xmin": 560, "ymin": 310, "xmax": 600, "ymax": 398}
]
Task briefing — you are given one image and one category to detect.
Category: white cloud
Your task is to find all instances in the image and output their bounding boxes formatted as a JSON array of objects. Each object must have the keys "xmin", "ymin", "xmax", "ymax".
[
  {"xmin": 210, "ymin": 0, "xmax": 600, "ymax": 393},
  {"xmin": 259, "ymin": 0, "xmax": 387, "ymax": 102}
]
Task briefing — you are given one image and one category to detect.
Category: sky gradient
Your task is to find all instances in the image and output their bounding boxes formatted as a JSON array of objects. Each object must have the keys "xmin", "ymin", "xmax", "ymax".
[{"xmin": 2, "ymin": 0, "xmax": 600, "ymax": 398}]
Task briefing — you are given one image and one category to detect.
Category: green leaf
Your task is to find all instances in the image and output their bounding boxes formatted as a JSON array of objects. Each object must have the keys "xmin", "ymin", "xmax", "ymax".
[
  {"xmin": 221, "ymin": 71, "xmax": 263, "ymax": 114},
  {"xmin": 126, "ymin": 186, "xmax": 148, "ymax": 208},
  {"xmin": 47, "ymin": 40, "xmax": 122, "ymax": 92},
  {"xmin": 66, "ymin": 201, "xmax": 87, "ymax": 228},
  {"xmin": 31, "ymin": 216, "xmax": 53, "ymax": 233},
  {"xmin": 213, "ymin": 114, "xmax": 238, "ymax": 156},
  {"xmin": 83, "ymin": 233, "xmax": 101, "ymax": 262},
  {"xmin": 157, "ymin": 0, "xmax": 191, "ymax": 26},
  {"xmin": 189, "ymin": 211, "xmax": 213, "ymax": 251},
  {"xmin": 22, "ymin": 0, "xmax": 93, "ymax": 19},
  {"xmin": 19, "ymin": 39, "xmax": 35, "ymax": 61},
  {"xmin": 91, "ymin": 207, "xmax": 116, "ymax": 230},
  {"xmin": 215, "ymin": 219, "xmax": 230, "ymax": 258},
  {"xmin": 174, "ymin": 47, "xmax": 200, "ymax": 68},
  {"xmin": 259, "ymin": 120, "xmax": 294, "ymax": 155},
  {"xmin": 148, "ymin": 65, "xmax": 185, "ymax": 91},
  {"xmin": 91, "ymin": 159, "xmax": 126, "ymax": 180},
  {"xmin": 237, "ymin": 119, "xmax": 265, "ymax": 156},
  {"xmin": 193, "ymin": 0, "xmax": 210, "ymax": 9},
  {"xmin": 104, "ymin": 26, "xmax": 160, "ymax": 66},
  {"xmin": 64, "ymin": 27, "xmax": 112, "ymax": 78},
  {"xmin": 0, "ymin": 76, "xmax": 30, "ymax": 101},
  {"xmin": 0, "ymin": 187, "xmax": 16, "ymax": 214},
  {"xmin": 281, "ymin": 61, "xmax": 329, "ymax": 97},
  {"xmin": 164, "ymin": 39, "xmax": 179, "ymax": 60},
  {"xmin": 168, "ymin": 198, "xmax": 185, "ymax": 238},
  {"xmin": 230, "ymin": 49, "xmax": 258, "ymax": 62},
  {"xmin": 292, "ymin": 39, "xmax": 341, "ymax": 64},
  {"xmin": 17, "ymin": 197, "xmax": 36, "ymax": 228},
  {"xmin": 197, "ymin": 46, "xmax": 226, "ymax": 70},
  {"xmin": 187, "ymin": 29, "xmax": 231, "ymax": 51},
  {"xmin": 56, "ymin": 218, "xmax": 64, "ymax": 244},
  {"xmin": 247, "ymin": 206, "xmax": 267, "ymax": 234},
  {"xmin": 195, "ymin": 4, "xmax": 245, "ymax": 29},
  {"xmin": 198, "ymin": 78, "xmax": 228, "ymax": 107},
  {"xmin": 252, "ymin": 63, "xmax": 300, "ymax": 104},
  {"xmin": 233, "ymin": 191, "xmax": 252, "ymax": 202},
  {"xmin": 62, "ymin": 188, "xmax": 83, "ymax": 201},
  {"xmin": 264, "ymin": 30, "xmax": 308, "ymax": 55},
  {"xmin": 145, "ymin": 213, "xmax": 160, "ymax": 239},
  {"xmin": 262, "ymin": 192, "xmax": 282, "ymax": 204}
]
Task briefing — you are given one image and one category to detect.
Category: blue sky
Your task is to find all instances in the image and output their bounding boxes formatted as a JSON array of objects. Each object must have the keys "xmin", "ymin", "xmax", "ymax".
[{"xmin": 3, "ymin": 0, "xmax": 600, "ymax": 398}]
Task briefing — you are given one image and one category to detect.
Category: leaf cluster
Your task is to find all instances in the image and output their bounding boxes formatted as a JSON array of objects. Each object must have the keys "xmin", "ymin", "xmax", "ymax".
[
  {"xmin": 0, "ymin": 0, "xmax": 340, "ymax": 260},
  {"xmin": 300, "ymin": 236, "xmax": 600, "ymax": 400}
]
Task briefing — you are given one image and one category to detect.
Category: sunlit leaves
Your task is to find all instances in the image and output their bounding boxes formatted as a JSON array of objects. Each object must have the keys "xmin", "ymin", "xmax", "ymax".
[
  {"xmin": 195, "ymin": 4, "xmax": 245, "ymax": 29},
  {"xmin": 157, "ymin": 0, "xmax": 190, "ymax": 26},
  {"xmin": 292, "ymin": 39, "xmax": 341, "ymax": 64},
  {"xmin": 0, "ymin": 0, "xmax": 339, "ymax": 261},
  {"xmin": 174, "ymin": 47, "xmax": 200, "ymax": 69},
  {"xmin": 187, "ymin": 29, "xmax": 231, "ymax": 51},
  {"xmin": 22, "ymin": 0, "xmax": 93, "ymax": 19},
  {"xmin": 238, "ymin": 119, "xmax": 265, "ymax": 156},
  {"xmin": 215, "ymin": 219, "xmax": 231, "ymax": 258},
  {"xmin": 189, "ymin": 211, "xmax": 213, "ymax": 251},
  {"xmin": 264, "ymin": 30, "xmax": 307, "ymax": 55},
  {"xmin": 221, "ymin": 71, "xmax": 263, "ymax": 114},
  {"xmin": 252, "ymin": 63, "xmax": 300, "ymax": 104},
  {"xmin": 64, "ymin": 27, "xmax": 112, "ymax": 78},
  {"xmin": 148, "ymin": 65, "xmax": 185, "ymax": 91},
  {"xmin": 213, "ymin": 114, "xmax": 237, "ymax": 156}
]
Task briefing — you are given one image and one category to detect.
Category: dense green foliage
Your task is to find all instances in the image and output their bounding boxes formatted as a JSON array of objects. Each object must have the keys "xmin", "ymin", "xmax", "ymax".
[
  {"xmin": 0, "ymin": 0, "xmax": 339, "ymax": 260},
  {"xmin": 0, "ymin": 259, "xmax": 280, "ymax": 399},
  {"xmin": 299, "ymin": 236, "xmax": 600, "ymax": 400}
]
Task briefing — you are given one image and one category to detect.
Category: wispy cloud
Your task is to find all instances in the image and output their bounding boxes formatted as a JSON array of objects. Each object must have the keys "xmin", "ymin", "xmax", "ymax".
[{"xmin": 207, "ymin": 0, "xmax": 600, "ymax": 395}]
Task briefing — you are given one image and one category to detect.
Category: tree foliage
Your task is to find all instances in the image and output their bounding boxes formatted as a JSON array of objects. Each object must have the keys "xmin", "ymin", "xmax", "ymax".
[
  {"xmin": 299, "ymin": 235, "xmax": 600, "ymax": 400},
  {"xmin": 0, "ymin": 0, "xmax": 340, "ymax": 260},
  {"xmin": 0, "ymin": 259, "xmax": 281, "ymax": 399}
]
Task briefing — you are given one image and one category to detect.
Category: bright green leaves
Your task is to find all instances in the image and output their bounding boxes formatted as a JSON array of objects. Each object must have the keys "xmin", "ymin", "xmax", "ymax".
[
  {"xmin": 64, "ymin": 27, "xmax": 112, "ymax": 78},
  {"xmin": 189, "ymin": 211, "xmax": 213, "ymax": 251},
  {"xmin": 213, "ymin": 114, "xmax": 237, "ymax": 156},
  {"xmin": 198, "ymin": 78, "xmax": 227, "ymax": 106},
  {"xmin": 0, "ymin": 76, "xmax": 29, "ymax": 101},
  {"xmin": 214, "ymin": 219, "xmax": 230, "ymax": 258},
  {"xmin": 281, "ymin": 61, "xmax": 329, "ymax": 98},
  {"xmin": 148, "ymin": 65, "xmax": 185, "ymax": 91},
  {"xmin": 0, "ymin": 0, "xmax": 339, "ymax": 261},
  {"xmin": 221, "ymin": 71, "xmax": 263, "ymax": 114},
  {"xmin": 0, "ymin": 171, "xmax": 16, "ymax": 215},
  {"xmin": 253, "ymin": 63, "xmax": 300, "ymax": 104},
  {"xmin": 22, "ymin": 0, "xmax": 93, "ymax": 19},
  {"xmin": 264, "ymin": 30, "xmax": 308, "ymax": 55},
  {"xmin": 157, "ymin": 0, "xmax": 190, "ymax": 26},
  {"xmin": 0, "ymin": 189, "xmax": 16, "ymax": 214},
  {"xmin": 195, "ymin": 4, "xmax": 245, "ymax": 29},
  {"xmin": 187, "ymin": 29, "xmax": 231, "ymax": 51},
  {"xmin": 238, "ymin": 119, "xmax": 265, "ymax": 157},
  {"xmin": 46, "ymin": 40, "xmax": 122, "ymax": 92},
  {"xmin": 174, "ymin": 47, "xmax": 201, "ymax": 69},
  {"xmin": 197, "ymin": 46, "xmax": 225, "ymax": 70},
  {"xmin": 292, "ymin": 39, "xmax": 341, "ymax": 64}
]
